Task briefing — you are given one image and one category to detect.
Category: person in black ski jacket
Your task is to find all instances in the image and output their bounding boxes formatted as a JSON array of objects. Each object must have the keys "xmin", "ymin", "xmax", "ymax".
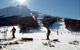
[
  {"xmin": 46, "ymin": 28, "xmax": 51, "ymax": 40},
  {"xmin": 11, "ymin": 27, "xmax": 16, "ymax": 39}
]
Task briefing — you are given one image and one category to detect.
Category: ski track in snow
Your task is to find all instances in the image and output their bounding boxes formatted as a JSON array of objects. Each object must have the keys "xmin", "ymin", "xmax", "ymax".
[{"xmin": 0, "ymin": 19, "xmax": 80, "ymax": 50}]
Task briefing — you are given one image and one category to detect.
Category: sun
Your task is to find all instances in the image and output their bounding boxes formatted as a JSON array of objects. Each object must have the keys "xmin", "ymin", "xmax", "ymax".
[
  {"xmin": 17, "ymin": 0, "xmax": 26, "ymax": 5},
  {"xmin": 14, "ymin": 0, "xmax": 27, "ymax": 5},
  {"xmin": 18, "ymin": 0, "xmax": 26, "ymax": 4},
  {"xmin": 12, "ymin": 0, "xmax": 30, "ymax": 5}
]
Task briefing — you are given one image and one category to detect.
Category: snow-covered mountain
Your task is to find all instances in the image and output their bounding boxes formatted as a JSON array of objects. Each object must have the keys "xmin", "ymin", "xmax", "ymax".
[
  {"xmin": 31, "ymin": 11, "xmax": 49, "ymax": 18},
  {"xmin": 0, "ymin": 5, "xmax": 48, "ymax": 17},
  {"xmin": 0, "ymin": 5, "xmax": 32, "ymax": 17}
]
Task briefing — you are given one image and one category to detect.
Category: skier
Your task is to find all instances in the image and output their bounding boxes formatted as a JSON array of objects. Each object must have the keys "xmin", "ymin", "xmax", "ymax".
[
  {"xmin": 11, "ymin": 27, "xmax": 16, "ymax": 39},
  {"xmin": 57, "ymin": 31, "xmax": 59, "ymax": 35},
  {"xmin": 46, "ymin": 28, "xmax": 51, "ymax": 40}
]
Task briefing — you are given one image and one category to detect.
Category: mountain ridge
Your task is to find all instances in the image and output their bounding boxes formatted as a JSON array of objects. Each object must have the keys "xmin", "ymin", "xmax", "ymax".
[
  {"xmin": 0, "ymin": 5, "xmax": 32, "ymax": 17},
  {"xmin": 0, "ymin": 5, "xmax": 49, "ymax": 18}
]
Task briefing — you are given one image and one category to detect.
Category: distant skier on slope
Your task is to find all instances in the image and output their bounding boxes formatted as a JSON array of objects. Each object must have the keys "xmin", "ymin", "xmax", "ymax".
[{"xmin": 11, "ymin": 27, "xmax": 16, "ymax": 39}]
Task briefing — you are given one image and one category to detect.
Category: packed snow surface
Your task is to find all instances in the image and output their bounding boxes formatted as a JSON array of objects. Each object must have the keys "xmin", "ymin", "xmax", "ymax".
[{"xmin": 0, "ymin": 19, "xmax": 80, "ymax": 50}]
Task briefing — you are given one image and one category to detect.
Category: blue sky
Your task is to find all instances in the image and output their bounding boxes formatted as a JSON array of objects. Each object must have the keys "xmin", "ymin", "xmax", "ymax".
[{"xmin": 0, "ymin": 0, "xmax": 80, "ymax": 19}]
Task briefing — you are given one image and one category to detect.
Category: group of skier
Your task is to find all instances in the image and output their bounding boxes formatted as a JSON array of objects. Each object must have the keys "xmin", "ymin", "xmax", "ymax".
[
  {"xmin": 0, "ymin": 27, "xmax": 16, "ymax": 39},
  {"xmin": 1, "ymin": 26, "xmax": 60, "ymax": 40}
]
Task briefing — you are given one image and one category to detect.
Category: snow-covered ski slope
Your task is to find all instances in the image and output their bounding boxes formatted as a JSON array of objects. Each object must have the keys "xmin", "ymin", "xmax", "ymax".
[{"xmin": 0, "ymin": 19, "xmax": 80, "ymax": 50}]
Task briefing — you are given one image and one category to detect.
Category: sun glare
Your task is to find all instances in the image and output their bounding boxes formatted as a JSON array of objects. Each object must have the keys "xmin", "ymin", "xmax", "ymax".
[
  {"xmin": 18, "ymin": 0, "xmax": 26, "ymax": 4},
  {"xmin": 13, "ymin": 0, "xmax": 27, "ymax": 5},
  {"xmin": 12, "ymin": 0, "xmax": 30, "ymax": 5}
]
